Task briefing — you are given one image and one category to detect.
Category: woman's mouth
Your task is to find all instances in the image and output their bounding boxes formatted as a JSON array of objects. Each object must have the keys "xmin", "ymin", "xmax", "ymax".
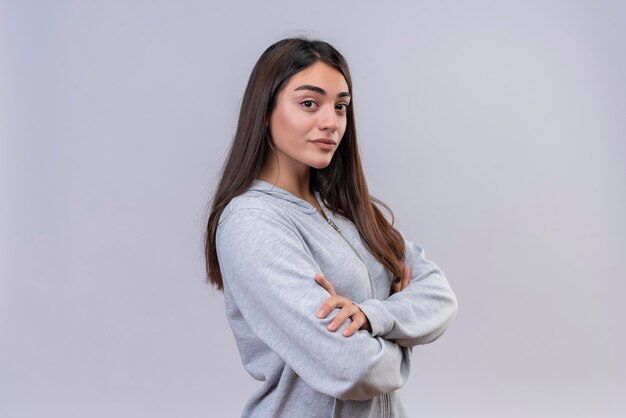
[{"xmin": 309, "ymin": 139, "xmax": 337, "ymax": 150}]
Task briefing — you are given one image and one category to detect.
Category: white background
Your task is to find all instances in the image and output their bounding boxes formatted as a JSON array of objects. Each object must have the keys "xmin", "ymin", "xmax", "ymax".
[{"xmin": 1, "ymin": 0, "xmax": 625, "ymax": 417}]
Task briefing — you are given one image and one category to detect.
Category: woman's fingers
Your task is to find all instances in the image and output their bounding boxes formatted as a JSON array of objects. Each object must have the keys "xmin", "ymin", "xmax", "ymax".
[
  {"xmin": 401, "ymin": 265, "xmax": 412, "ymax": 291},
  {"xmin": 314, "ymin": 274, "xmax": 338, "ymax": 319},
  {"xmin": 314, "ymin": 273, "xmax": 369, "ymax": 337},
  {"xmin": 391, "ymin": 260, "xmax": 404, "ymax": 294},
  {"xmin": 331, "ymin": 301, "xmax": 368, "ymax": 337},
  {"xmin": 315, "ymin": 273, "xmax": 336, "ymax": 296},
  {"xmin": 315, "ymin": 294, "xmax": 367, "ymax": 337},
  {"xmin": 327, "ymin": 300, "xmax": 358, "ymax": 331},
  {"xmin": 342, "ymin": 312, "xmax": 366, "ymax": 337},
  {"xmin": 391, "ymin": 280, "xmax": 399, "ymax": 295},
  {"xmin": 315, "ymin": 295, "xmax": 342, "ymax": 319},
  {"xmin": 391, "ymin": 264, "xmax": 413, "ymax": 294}
]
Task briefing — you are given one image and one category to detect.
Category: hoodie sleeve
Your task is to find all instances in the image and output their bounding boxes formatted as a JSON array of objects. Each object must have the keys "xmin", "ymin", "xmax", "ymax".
[
  {"xmin": 216, "ymin": 206, "xmax": 410, "ymax": 401},
  {"xmin": 358, "ymin": 238, "xmax": 458, "ymax": 348}
]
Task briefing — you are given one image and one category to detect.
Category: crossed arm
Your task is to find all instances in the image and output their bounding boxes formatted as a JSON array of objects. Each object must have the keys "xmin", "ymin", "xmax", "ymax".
[
  {"xmin": 316, "ymin": 238, "xmax": 458, "ymax": 348},
  {"xmin": 218, "ymin": 207, "xmax": 413, "ymax": 400},
  {"xmin": 218, "ymin": 206, "xmax": 456, "ymax": 399},
  {"xmin": 314, "ymin": 263, "xmax": 412, "ymax": 337}
]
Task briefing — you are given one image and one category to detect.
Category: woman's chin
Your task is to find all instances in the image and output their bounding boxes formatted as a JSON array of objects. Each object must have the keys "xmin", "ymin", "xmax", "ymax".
[{"xmin": 309, "ymin": 159, "xmax": 333, "ymax": 170}]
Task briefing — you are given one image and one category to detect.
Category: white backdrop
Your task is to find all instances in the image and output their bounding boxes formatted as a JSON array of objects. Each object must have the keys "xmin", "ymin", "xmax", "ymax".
[{"xmin": 1, "ymin": 1, "xmax": 625, "ymax": 417}]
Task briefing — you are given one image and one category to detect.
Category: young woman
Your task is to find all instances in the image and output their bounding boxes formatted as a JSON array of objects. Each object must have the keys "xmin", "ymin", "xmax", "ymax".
[{"xmin": 205, "ymin": 38, "xmax": 458, "ymax": 418}]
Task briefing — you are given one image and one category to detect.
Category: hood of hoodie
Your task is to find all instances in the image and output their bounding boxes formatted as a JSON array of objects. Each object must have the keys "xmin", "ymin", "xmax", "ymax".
[{"xmin": 248, "ymin": 179, "xmax": 320, "ymax": 214}]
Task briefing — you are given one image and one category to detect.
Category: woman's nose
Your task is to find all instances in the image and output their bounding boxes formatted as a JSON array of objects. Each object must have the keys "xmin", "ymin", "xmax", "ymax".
[{"xmin": 318, "ymin": 105, "xmax": 339, "ymax": 133}]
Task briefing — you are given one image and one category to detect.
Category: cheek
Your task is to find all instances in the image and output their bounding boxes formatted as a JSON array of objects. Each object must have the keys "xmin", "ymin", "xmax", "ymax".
[
  {"xmin": 271, "ymin": 108, "xmax": 308, "ymax": 140},
  {"xmin": 338, "ymin": 118, "xmax": 348, "ymax": 138}
]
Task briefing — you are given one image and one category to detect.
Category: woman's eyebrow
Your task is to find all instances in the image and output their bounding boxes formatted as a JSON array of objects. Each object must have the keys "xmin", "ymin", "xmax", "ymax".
[{"xmin": 294, "ymin": 84, "xmax": 351, "ymax": 98}]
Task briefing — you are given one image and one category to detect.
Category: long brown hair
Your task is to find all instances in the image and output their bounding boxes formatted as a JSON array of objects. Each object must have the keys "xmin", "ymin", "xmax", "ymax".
[{"xmin": 205, "ymin": 38, "xmax": 405, "ymax": 290}]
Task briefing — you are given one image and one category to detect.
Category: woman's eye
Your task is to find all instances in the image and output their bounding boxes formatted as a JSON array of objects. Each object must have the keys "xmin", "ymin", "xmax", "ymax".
[
  {"xmin": 301, "ymin": 100, "xmax": 316, "ymax": 109},
  {"xmin": 335, "ymin": 103, "xmax": 349, "ymax": 112}
]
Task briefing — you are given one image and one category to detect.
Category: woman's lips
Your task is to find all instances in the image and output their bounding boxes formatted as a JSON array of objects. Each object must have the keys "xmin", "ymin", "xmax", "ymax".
[{"xmin": 309, "ymin": 139, "xmax": 337, "ymax": 150}]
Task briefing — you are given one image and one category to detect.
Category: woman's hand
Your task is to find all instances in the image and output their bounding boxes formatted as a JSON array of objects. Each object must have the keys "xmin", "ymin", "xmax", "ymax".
[
  {"xmin": 314, "ymin": 273, "xmax": 371, "ymax": 337},
  {"xmin": 391, "ymin": 264, "xmax": 412, "ymax": 295}
]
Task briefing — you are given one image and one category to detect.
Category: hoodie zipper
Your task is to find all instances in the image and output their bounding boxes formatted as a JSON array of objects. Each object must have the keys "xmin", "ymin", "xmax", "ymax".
[
  {"xmin": 321, "ymin": 206, "xmax": 390, "ymax": 418},
  {"xmin": 383, "ymin": 392, "xmax": 390, "ymax": 418},
  {"xmin": 323, "ymin": 212, "xmax": 341, "ymax": 232},
  {"xmin": 317, "ymin": 207, "xmax": 376, "ymax": 300},
  {"xmin": 332, "ymin": 398, "xmax": 343, "ymax": 418}
]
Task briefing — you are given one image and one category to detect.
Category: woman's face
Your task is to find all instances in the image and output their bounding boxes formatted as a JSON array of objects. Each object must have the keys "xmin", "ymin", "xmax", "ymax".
[{"xmin": 267, "ymin": 61, "xmax": 351, "ymax": 173}]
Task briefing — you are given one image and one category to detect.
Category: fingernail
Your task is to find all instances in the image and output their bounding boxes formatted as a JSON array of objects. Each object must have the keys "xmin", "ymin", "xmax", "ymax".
[
  {"xmin": 328, "ymin": 322, "xmax": 337, "ymax": 331},
  {"xmin": 316, "ymin": 309, "xmax": 324, "ymax": 318}
]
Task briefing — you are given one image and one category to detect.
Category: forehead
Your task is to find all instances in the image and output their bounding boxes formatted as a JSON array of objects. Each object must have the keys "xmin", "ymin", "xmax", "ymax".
[{"xmin": 284, "ymin": 61, "xmax": 349, "ymax": 92}]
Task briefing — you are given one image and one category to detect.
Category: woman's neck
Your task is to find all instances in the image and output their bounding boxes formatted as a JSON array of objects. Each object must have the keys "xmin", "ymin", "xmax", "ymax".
[{"xmin": 257, "ymin": 163, "xmax": 319, "ymax": 209}]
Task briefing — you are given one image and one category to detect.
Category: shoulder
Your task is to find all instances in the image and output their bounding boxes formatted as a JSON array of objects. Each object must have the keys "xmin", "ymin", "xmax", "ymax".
[
  {"xmin": 220, "ymin": 192, "xmax": 285, "ymax": 224},
  {"xmin": 215, "ymin": 194, "xmax": 309, "ymax": 263},
  {"xmin": 217, "ymin": 192, "xmax": 300, "ymax": 242}
]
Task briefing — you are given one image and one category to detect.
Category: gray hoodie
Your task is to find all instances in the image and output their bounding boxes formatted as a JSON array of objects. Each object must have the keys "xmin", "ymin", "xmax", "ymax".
[{"xmin": 216, "ymin": 180, "xmax": 458, "ymax": 417}]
